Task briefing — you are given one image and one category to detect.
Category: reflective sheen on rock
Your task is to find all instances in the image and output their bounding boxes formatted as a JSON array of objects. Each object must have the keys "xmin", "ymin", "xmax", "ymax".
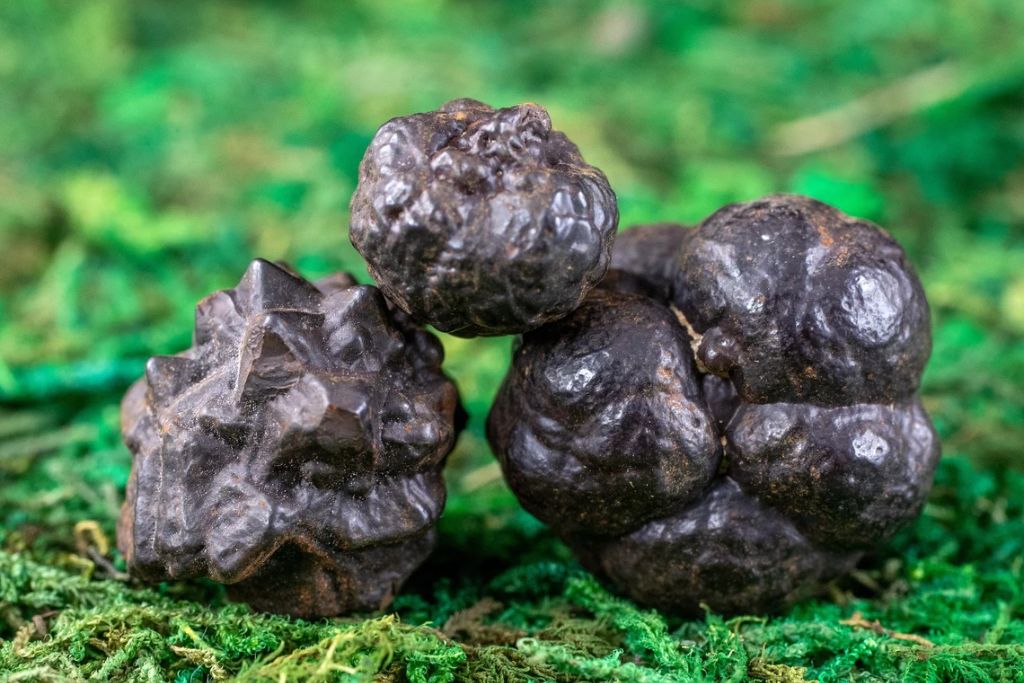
[
  {"xmin": 728, "ymin": 400, "xmax": 940, "ymax": 548},
  {"xmin": 671, "ymin": 194, "xmax": 931, "ymax": 405},
  {"xmin": 490, "ymin": 195, "xmax": 939, "ymax": 615},
  {"xmin": 487, "ymin": 287, "xmax": 720, "ymax": 537},
  {"xmin": 350, "ymin": 99, "xmax": 619, "ymax": 337}
]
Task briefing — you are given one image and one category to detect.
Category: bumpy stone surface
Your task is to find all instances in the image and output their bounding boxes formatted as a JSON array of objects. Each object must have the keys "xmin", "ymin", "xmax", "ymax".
[
  {"xmin": 578, "ymin": 479, "xmax": 860, "ymax": 615},
  {"xmin": 487, "ymin": 287, "xmax": 720, "ymax": 537},
  {"xmin": 671, "ymin": 195, "xmax": 931, "ymax": 405},
  {"xmin": 491, "ymin": 195, "xmax": 939, "ymax": 615},
  {"xmin": 728, "ymin": 400, "xmax": 940, "ymax": 549},
  {"xmin": 118, "ymin": 260, "xmax": 461, "ymax": 618},
  {"xmin": 608, "ymin": 223, "xmax": 690, "ymax": 302},
  {"xmin": 349, "ymin": 98, "xmax": 618, "ymax": 337}
]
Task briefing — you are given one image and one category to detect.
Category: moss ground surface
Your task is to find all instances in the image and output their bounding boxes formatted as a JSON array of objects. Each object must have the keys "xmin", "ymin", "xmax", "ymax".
[{"xmin": 2, "ymin": 1, "xmax": 1024, "ymax": 680}]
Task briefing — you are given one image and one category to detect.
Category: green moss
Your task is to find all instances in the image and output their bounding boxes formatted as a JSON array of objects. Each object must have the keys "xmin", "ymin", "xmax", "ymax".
[
  {"xmin": 2, "ymin": 457, "xmax": 1023, "ymax": 680},
  {"xmin": 2, "ymin": 0, "xmax": 1024, "ymax": 680}
]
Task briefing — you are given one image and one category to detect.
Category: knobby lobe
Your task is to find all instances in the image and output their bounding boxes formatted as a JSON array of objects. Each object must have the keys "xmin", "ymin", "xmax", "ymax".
[
  {"xmin": 671, "ymin": 195, "xmax": 931, "ymax": 405},
  {"xmin": 349, "ymin": 98, "xmax": 618, "ymax": 337},
  {"xmin": 487, "ymin": 287, "xmax": 721, "ymax": 538},
  {"xmin": 118, "ymin": 260, "xmax": 461, "ymax": 618},
  {"xmin": 489, "ymin": 201, "xmax": 940, "ymax": 615}
]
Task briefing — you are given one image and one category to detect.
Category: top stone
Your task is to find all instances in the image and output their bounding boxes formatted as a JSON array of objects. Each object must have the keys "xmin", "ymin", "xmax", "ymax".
[{"xmin": 349, "ymin": 99, "xmax": 619, "ymax": 337}]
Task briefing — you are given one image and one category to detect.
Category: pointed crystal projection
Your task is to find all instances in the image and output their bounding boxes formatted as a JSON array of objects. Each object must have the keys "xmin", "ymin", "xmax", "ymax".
[
  {"xmin": 234, "ymin": 258, "xmax": 323, "ymax": 314},
  {"xmin": 144, "ymin": 356, "xmax": 197, "ymax": 408},
  {"xmin": 118, "ymin": 260, "xmax": 462, "ymax": 618},
  {"xmin": 233, "ymin": 312, "xmax": 318, "ymax": 405}
]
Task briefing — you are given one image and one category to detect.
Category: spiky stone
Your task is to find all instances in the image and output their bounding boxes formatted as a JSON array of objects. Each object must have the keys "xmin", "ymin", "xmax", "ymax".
[{"xmin": 118, "ymin": 260, "xmax": 461, "ymax": 617}]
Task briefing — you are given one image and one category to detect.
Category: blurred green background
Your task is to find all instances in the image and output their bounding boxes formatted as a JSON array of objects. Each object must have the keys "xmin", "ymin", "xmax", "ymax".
[{"xmin": 2, "ymin": 1, "xmax": 1024, "ymax": 681}]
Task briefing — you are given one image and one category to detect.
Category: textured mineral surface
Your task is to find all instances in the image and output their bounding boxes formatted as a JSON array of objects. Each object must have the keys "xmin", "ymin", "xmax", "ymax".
[
  {"xmin": 118, "ymin": 259, "xmax": 461, "ymax": 617},
  {"xmin": 349, "ymin": 98, "xmax": 618, "ymax": 337},
  {"xmin": 671, "ymin": 195, "xmax": 931, "ymax": 405},
  {"xmin": 487, "ymin": 287, "xmax": 720, "ymax": 537},
  {"xmin": 577, "ymin": 479, "xmax": 861, "ymax": 615},
  {"xmin": 490, "ymin": 195, "xmax": 939, "ymax": 615},
  {"xmin": 727, "ymin": 400, "xmax": 940, "ymax": 548}
]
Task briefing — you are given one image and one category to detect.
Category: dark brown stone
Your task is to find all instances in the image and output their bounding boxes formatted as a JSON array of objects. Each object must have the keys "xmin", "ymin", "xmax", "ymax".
[
  {"xmin": 117, "ymin": 259, "xmax": 462, "ymax": 617},
  {"xmin": 577, "ymin": 479, "xmax": 861, "ymax": 615},
  {"xmin": 727, "ymin": 400, "xmax": 940, "ymax": 549},
  {"xmin": 671, "ymin": 194, "xmax": 931, "ymax": 405},
  {"xmin": 487, "ymin": 287, "xmax": 720, "ymax": 537},
  {"xmin": 349, "ymin": 99, "xmax": 618, "ymax": 337}
]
